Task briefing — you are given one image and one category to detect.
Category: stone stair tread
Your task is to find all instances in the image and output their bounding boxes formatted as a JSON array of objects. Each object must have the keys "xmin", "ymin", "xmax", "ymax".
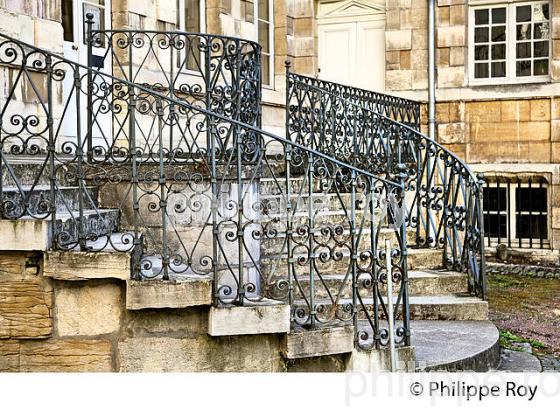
[
  {"xmin": 261, "ymin": 245, "xmax": 441, "ymax": 261},
  {"xmin": 294, "ymin": 294, "xmax": 486, "ymax": 306},
  {"xmin": 290, "ymin": 270, "xmax": 465, "ymax": 282},
  {"xmin": 406, "ymin": 320, "xmax": 500, "ymax": 371},
  {"xmin": 69, "ymin": 232, "xmax": 137, "ymax": 252},
  {"xmin": 18, "ymin": 208, "xmax": 118, "ymax": 221},
  {"xmin": 138, "ymin": 255, "xmax": 212, "ymax": 280},
  {"xmin": 2, "ymin": 184, "xmax": 96, "ymax": 191}
]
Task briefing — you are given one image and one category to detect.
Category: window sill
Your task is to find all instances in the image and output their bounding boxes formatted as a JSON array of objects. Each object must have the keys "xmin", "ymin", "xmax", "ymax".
[{"xmin": 468, "ymin": 76, "xmax": 551, "ymax": 88}]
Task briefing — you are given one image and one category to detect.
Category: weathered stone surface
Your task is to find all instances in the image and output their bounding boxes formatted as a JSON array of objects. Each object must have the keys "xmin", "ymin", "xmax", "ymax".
[
  {"xmin": 0, "ymin": 251, "xmax": 42, "ymax": 282},
  {"xmin": 44, "ymin": 251, "xmax": 131, "ymax": 281},
  {"xmin": 117, "ymin": 335, "xmax": 284, "ymax": 372},
  {"xmin": 208, "ymin": 303, "xmax": 290, "ymax": 336},
  {"xmin": 0, "ymin": 220, "xmax": 50, "ymax": 251},
  {"xmin": 124, "ymin": 307, "xmax": 209, "ymax": 338},
  {"xmin": 126, "ymin": 278, "xmax": 212, "ymax": 310},
  {"xmin": 0, "ymin": 340, "xmax": 20, "ymax": 371},
  {"xmin": 409, "ymin": 296, "xmax": 489, "ymax": 320},
  {"xmin": 19, "ymin": 339, "xmax": 113, "ymax": 372},
  {"xmin": 55, "ymin": 283, "xmax": 122, "ymax": 336},
  {"xmin": 1, "ymin": 339, "xmax": 113, "ymax": 372},
  {"xmin": 386, "ymin": 30, "xmax": 412, "ymax": 51},
  {"xmin": 0, "ymin": 282, "xmax": 52, "ymax": 339},
  {"xmin": 282, "ymin": 325, "xmax": 354, "ymax": 359},
  {"xmin": 287, "ymin": 354, "xmax": 347, "ymax": 372},
  {"xmin": 346, "ymin": 346, "xmax": 416, "ymax": 372},
  {"xmin": 412, "ymin": 320, "xmax": 500, "ymax": 371}
]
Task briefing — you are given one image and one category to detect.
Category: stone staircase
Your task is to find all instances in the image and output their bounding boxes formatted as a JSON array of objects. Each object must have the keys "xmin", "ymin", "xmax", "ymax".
[{"xmin": 0, "ymin": 162, "xmax": 498, "ymax": 371}]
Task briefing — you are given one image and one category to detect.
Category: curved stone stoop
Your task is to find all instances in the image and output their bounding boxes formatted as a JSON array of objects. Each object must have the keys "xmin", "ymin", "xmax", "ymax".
[{"xmin": 411, "ymin": 320, "xmax": 500, "ymax": 372}]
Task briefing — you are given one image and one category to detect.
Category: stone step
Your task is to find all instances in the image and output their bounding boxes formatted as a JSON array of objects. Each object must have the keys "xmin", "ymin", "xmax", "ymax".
[
  {"xmin": 208, "ymin": 299, "xmax": 291, "ymax": 336},
  {"xmin": 43, "ymin": 232, "xmax": 139, "ymax": 281},
  {"xmin": 259, "ymin": 176, "xmax": 361, "ymax": 196},
  {"xmin": 0, "ymin": 209, "xmax": 120, "ymax": 251},
  {"xmin": 260, "ymin": 248, "xmax": 444, "ymax": 279},
  {"xmin": 259, "ymin": 192, "xmax": 357, "ymax": 211},
  {"xmin": 290, "ymin": 270, "xmax": 467, "ymax": 300},
  {"xmin": 294, "ymin": 294, "xmax": 488, "ymax": 321},
  {"xmin": 408, "ymin": 320, "xmax": 500, "ymax": 371},
  {"xmin": 1, "ymin": 159, "xmax": 54, "ymax": 187},
  {"xmin": 260, "ymin": 227, "xmax": 413, "ymax": 256},
  {"xmin": 126, "ymin": 276, "xmax": 213, "ymax": 310},
  {"xmin": 1, "ymin": 185, "xmax": 99, "ymax": 217}
]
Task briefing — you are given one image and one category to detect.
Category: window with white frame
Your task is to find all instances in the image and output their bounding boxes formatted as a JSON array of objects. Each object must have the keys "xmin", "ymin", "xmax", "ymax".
[
  {"xmin": 469, "ymin": 1, "xmax": 550, "ymax": 84},
  {"xmin": 483, "ymin": 179, "xmax": 549, "ymax": 249},
  {"xmin": 176, "ymin": 0, "xmax": 205, "ymax": 71},
  {"xmin": 257, "ymin": 0, "xmax": 274, "ymax": 87}
]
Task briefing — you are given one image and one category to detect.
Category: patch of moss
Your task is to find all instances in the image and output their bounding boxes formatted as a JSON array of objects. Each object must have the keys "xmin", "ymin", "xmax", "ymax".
[{"xmin": 499, "ymin": 329, "xmax": 546, "ymax": 351}]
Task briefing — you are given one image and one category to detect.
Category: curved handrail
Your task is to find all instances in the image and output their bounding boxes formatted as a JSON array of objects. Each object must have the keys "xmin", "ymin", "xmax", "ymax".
[
  {"xmin": 291, "ymin": 72, "xmax": 421, "ymax": 130},
  {"xmin": 0, "ymin": 32, "xmax": 399, "ymax": 189},
  {"xmin": 287, "ymin": 72, "xmax": 486, "ymax": 299},
  {"xmin": 92, "ymin": 28, "xmax": 263, "ymax": 51},
  {"xmin": 288, "ymin": 74, "xmax": 481, "ymax": 185}
]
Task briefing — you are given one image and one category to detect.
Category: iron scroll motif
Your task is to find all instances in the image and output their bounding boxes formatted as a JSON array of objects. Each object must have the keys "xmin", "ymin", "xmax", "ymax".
[
  {"xmin": 0, "ymin": 31, "xmax": 409, "ymax": 350},
  {"xmin": 286, "ymin": 70, "xmax": 486, "ymax": 300}
]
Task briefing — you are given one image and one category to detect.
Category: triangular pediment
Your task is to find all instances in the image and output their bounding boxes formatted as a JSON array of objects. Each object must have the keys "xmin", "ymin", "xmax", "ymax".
[{"xmin": 318, "ymin": 0, "xmax": 386, "ymax": 19}]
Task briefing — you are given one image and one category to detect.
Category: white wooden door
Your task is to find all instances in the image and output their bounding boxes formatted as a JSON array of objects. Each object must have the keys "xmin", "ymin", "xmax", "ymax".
[
  {"xmin": 318, "ymin": 22, "xmax": 357, "ymax": 87},
  {"xmin": 62, "ymin": 0, "xmax": 112, "ymax": 150},
  {"xmin": 317, "ymin": 0, "xmax": 386, "ymax": 91}
]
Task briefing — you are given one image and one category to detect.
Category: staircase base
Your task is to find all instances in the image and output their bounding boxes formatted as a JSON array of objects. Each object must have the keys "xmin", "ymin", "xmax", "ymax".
[
  {"xmin": 208, "ymin": 301, "xmax": 290, "ymax": 336},
  {"xmin": 281, "ymin": 325, "xmax": 354, "ymax": 359},
  {"xmin": 346, "ymin": 346, "xmax": 416, "ymax": 372},
  {"xmin": 126, "ymin": 277, "xmax": 212, "ymax": 310},
  {"xmin": 412, "ymin": 320, "xmax": 500, "ymax": 371}
]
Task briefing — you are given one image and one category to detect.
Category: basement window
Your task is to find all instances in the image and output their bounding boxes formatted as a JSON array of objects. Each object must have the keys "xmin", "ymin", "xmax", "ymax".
[
  {"xmin": 469, "ymin": 1, "xmax": 551, "ymax": 85},
  {"xmin": 483, "ymin": 179, "xmax": 549, "ymax": 249}
]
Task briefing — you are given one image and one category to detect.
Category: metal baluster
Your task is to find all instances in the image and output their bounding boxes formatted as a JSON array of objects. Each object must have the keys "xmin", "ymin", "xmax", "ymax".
[
  {"xmin": 477, "ymin": 173, "xmax": 488, "ymax": 299},
  {"xmin": 169, "ymin": 33, "xmax": 175, "ymax": 154},
  {"xmin": 285, "ymin": 145, "xmax": 294, "ymax": 312},
  {"xmin": 370, "ymin": 178, "xmax": 380, "ymax": 349},
  {"xmin": 350, "ymin": 170, "xmax": 358, "ymax": 344},
  {"xmin": 85, "ymin": 14, "xmax": 94, "ymax": 162},
  {"xmin": 236, "ymin": 122, "xmax": 245, "ymax": 305},
  {"xmin": 397, "ymin": 164, "xmax": 410, "ymax": 346},
  {"xmin": 205, "ymin": 35, "xmax": 212, "ymax": 157},
  {"xmin": 308, "ymin": 152, "xmax": 315, "ymax": 328},
  {"xmin": 45, "ymin": 54, "xmax": 57, "ymax": 249},
  {"xmin": 74, "ymin": 65, "xmax": 86, "ymax": 251},
  {"xmin": 156, "ymin": 99, "xmax": 169, "ymax": 280},
  {"xmin": 129, "ymin": 42, "xmax": 142, "ymax": 279},
  {"xmin": 210, "ymin": 117, "xmax": 219, "ymax": 305}
]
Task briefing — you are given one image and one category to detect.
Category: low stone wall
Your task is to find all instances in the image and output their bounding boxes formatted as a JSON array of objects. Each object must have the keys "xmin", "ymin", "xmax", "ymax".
[
  {"xmin": 0, "ymin": 251, "xmax": 409, "ymax": 372},
  {"xmin": 487, "ymin": 262, "xmax": 560, "ymax": 279}
]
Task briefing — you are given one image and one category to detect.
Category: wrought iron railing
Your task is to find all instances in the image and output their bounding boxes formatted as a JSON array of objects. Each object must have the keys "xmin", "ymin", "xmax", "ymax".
[
  {"xmin": 289, "ymin": 71, "xmax": 421, "ymax": 130},
  {"xmin": 287, "ymin": 71, "xmax": 486, "ymax": 299},
  {"xmin": 0, "ymin": 31, "xmax": 409, "ymax": 349}
]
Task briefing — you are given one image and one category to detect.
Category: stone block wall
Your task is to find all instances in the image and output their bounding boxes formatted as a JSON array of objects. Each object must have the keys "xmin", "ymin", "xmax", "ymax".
[
  {"xmin": 387, "ymin": 0, "xmax": 560, "ymax": 91},
  {"xmin": 0, "ymin": 251, "xmax": 353, "ymax": 372}
]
